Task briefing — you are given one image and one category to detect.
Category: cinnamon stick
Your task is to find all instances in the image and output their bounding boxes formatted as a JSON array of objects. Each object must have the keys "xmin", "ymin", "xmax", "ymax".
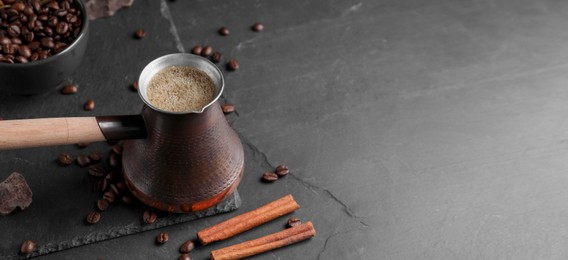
[
  {"xmin": 210, "ymin": 221, "xmax": 316, "ymax": 260},
  {"xmin": 197, "ymin": 194, "xmax": 300, "ymax": 245}
]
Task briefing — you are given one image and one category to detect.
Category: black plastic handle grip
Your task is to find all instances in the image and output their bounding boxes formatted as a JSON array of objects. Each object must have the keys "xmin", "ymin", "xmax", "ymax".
[{"xmin": 96, "ymin": 115, "xmax": 147, "ymax": 141}]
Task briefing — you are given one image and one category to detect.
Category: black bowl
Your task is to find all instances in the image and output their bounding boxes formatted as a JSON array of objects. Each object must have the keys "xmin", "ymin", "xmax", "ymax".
[{"xmin": 0, "ymin": 0, "xmax": 89, "ymax": 95}]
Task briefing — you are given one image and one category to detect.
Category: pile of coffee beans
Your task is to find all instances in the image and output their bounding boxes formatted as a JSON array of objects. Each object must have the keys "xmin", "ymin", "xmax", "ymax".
[{"xmin": 0, "ymin": 0, "xmax": 83, "ymax": 64}]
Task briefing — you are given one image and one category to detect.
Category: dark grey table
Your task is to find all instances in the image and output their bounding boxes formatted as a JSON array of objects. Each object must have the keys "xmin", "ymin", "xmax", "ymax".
[{"xmin": 2, "ymin": 0, "xmax": 568, "ymax": 259}]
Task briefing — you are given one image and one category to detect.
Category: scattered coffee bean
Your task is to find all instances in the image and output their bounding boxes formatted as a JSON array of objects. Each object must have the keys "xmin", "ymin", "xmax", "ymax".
[
  {"xmin": 115, "ymin": 182, "xmax": 126, "ymax": 193},
  {"xmin": 88, "ymin": 164, "xmax": 105, "ymax": 177},
  {"xmin": 143, "ymin": 209, "xmax": 157, "ymax": 224},
  {"xmin": 86, "ymin": 211, "xmax": 101, "ymax": 224},
  {"xmin": 227, "ymin": 59, "xmax": 239, "ymax": 71},
  {"xmin": 96, "ymin": 198, "xmax": 109, "ymax": 211},
  {"xmin": 77, "ymin": 142, "xmax": 90, "ymax": 148},
  {"xmin": 20, "ymin": 240, "xmax": 35, "ymax": 255},
  {"xmin": 211, "ymin": 51, "xmax": 222, "ymax": 63},
  {"xmin": 251, "ymin": 22, "xmax": 264, "ymax": 32},
  {"xmin": 191, "ymin": 45, "xmax": 202, "ymax": 55},
  {"xmin": 112, "ymin": 144, "xmax": 123, "ymax": 155},
  {"xmin": 131, "ymin": 80, "xmax": 139, "ymax": 91},
  {"xmin": 179, "ymin": 253, "xmax": 191, "ymax": 260},
  {"xmin": 121, "ymin": 194, "xmax": 133, "ymax": 204},
  {"xmin": 105, "ymin": 171, "xmax": 117, "ymax": 181},
  {"xmin": 134, "ymin": 28, "xmax": 146, "ymax": 39},
  {"xmin": 110, "ymin": 183, "xmax": 120, "ymax": 195},
  {"xmin": 179, "ymin": 240, "xmax": 195, "ymax": 253},
  {"xmin": 102, "ymin": 191, "xmax": 115, "ymax": 204},
  {"xmin": 261, "ymin": 172, "xmax": 278, "ymax": 182},
  {"xmin": 61, "ymin": 84, "xmax": 78, "ymax": 94},
  {"xmin": 287, "ymin": 217, "xmax": 301, "ymax": 228},
  {"xmin": 275, "ymin": 164, "xmax": 289, "ymax": 177},
  {"xmin": 89, "ymin": 150, "xmax": 102, "ymax": 162},
  {"xmin": 84, "ymin": 100, "xmax": 95, "ymax": 111},
  {"xmin": 76, "ymin": 154, "xmax": 91, "ymax": 167},
  {"xmin": 109, "ymin": 152, "xmax": 120, "ymax": 167},
  {"xmin": 201, "ymin": 45, "xmax": 212, "ymax": 57},
  {"xmin": 221, "ymin": 103, "xmax": 235, "ymax": 114},
  {"xmin": 156, "ymin": 232, "xmax": 169, "ymax": 244},
  {"xmin": 95, "ymin": 179, "xmax": 108, "ymax": 192},
  {"xmin": 218, "ymin": 26, "xmax": 229, "ymax": 36},
  {"xmin": 58, "ymin": 152, "xmax": 73, "ymax": 166}
]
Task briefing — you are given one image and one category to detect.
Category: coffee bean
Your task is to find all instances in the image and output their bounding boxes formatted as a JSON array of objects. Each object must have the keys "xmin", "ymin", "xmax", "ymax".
[
  {"xmin": 2, "ymin": 43, "xmax": 14, "ymax": 54},
  {"xmin": 227, "ymin": 59, "xmax": 239, "ymax": 71},
  {"xmin": 131, "ymin": 80, "xmax": 138, "ymax": 91},
  {"xmin": 109, "ymin": 152, "xmax": 120, "ymax": 167},
  {"xmin": 61, "ymin": 84, "xmax": 77, "ymax": 94},
  {"xmin": 76, "ymin": 142, "xmax": 90, "ymax": 148},
  {"xmin": 104, "ymin": 171, "xmax": 117, "ymax": 181},
  {"xmin": 20, "ymin": 240, "xmax": 35, "ymax": 255},
  {"xmin": 58, "ymin": 152, "xmax": 73, "ymax": 166},
  {"xmin": 261, "ymin": 172, "xmax": 278, "ymax": 182},
  {"xmin": 7, "ymin": 25, "xmax": 20, "ymax": 37},
  {"xmin": 88, "ymin": 164, "xmax": 106, "ymax": 177},
  {"xmin": 89, "ymin": 150, "xmax": 102, "ymax": 162},
  {"xmin": 0, "ymin": 37, "xmax": 10, "ymax": 45},
  {"xmin": 218, "ymin": 26, "xmax": 229, "ymax": 36},
  {"xmin": 221, "ymin": 103, "xmax": 235, "ymax": 114},
  {"xmin": 201, "ymin": 45, "xmax": 212, "ymax": 57},
  {"xmin": 287, "ymin": 217, "xmax": 301, "ymax": 228},
  {"xmin": 12, "ymin": 2, "xmax": 26, "ymax": 12},
  {"xmin": 102, "ymin": 191, "xmax": 115, "ymax": 204},
  {"xmin": 134, "ymin": 28, "xmax": 146, "ymax": 39},
  {"xmin": 47, "ymin": 1, "xmax": 59, "ymax": 10},
  {"xmin": 18, "ymin": 45, "xmax": 31, "ymax": 58},
  {"xmin": 109, "ymin": 183, "xmax": 120, "ymax": 195},
  {"xmin": 96, "ymin": 198, "xmax": 109, "ymax": 211},
  {"xmin": 40, "ymin": 37, "xmax": 54, "ymax": 48},
  {"xmin": 95, "ymin": 179, "xmax": 108, "ymax": 192},
  {"xmin": 47, "ymin": 16, "xmax": 58, "ymax": 27},
  {"xmin": 76, "ymin": 154, "xmax": 90, "ymax": 167},
  {"xmin": 115, "ymin": 182, "xmax": 126, "ymax": 193},
  {"xmin": 210, "ymin": 51, "xmax": 222, "ymax": 63},
  {"xmin": 191, "ymin": 45, "xmax": 202, "ymax": 55},
  {"xmin": 156, "ymin": 232, "xmax": 169, "ymax": 244},
  {"xmin": 14, "ymin": 56, "xmax": 29, "ymax": 63},
  {"xmin": 143, "ymin": 210, "xmax": 157, "ymax": 224},
  {"xmin": 55, "ymin": 21, "xmax": 69, "ymax": 34},
  {"xmin": 86, "ymin": 211, "xmax": 101, "ymax": 224},
  {"xmin": 121, "ymin": 194, "xmax": 133, "ymax": 204},
  {"xmin": 112, "ymin": 144, "xmax": 123, "ymax": 155},
  {"xmin": 84, "ymin": 100, "xmax": 95, "ymax": 111},
  {"xmin": 251, "ymin": 22, "xmax": 264, "ymax": 32},
  {"xmin": 179, "ymin": 240, "xmax": 195, "ymax": 253},
  {"xmin": 179, "ymin": 254, "xmax": 191, "ymax": 260},
  {"xmin": 275, "ymin": 164, "xmax": 289, "ymax": 177}
]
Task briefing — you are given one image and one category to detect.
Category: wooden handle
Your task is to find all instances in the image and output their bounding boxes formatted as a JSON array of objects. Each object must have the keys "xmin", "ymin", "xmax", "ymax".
[{"xmin": 0, "ymin": 117, "xmax": 106, "ymax": 150}]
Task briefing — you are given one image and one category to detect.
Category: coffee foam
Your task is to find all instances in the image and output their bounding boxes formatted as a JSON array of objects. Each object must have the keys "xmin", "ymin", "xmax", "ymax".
[{"xmin": 147, "ymin": 66, "xmax": 216, "ymax": 112}]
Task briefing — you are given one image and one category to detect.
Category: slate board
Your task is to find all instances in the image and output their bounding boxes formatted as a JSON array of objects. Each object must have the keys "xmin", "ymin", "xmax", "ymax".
[{"xmin": 0, "ymin": 141, "xmax": 240, "ymax": 260}]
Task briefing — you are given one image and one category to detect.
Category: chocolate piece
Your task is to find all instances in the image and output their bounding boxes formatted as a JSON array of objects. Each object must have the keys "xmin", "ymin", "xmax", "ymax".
[
  {"xmin": 0, "ymin": 172, "xmax": 33, "ymax": 215},
  {"xmin": 85, "ymin": 0, "xmax": 134, "ymax": 20}
]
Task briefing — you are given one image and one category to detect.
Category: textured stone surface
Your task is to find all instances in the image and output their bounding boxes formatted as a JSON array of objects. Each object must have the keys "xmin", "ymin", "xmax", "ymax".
[
  {"xmin": 4, "ymin": 0, "xmax": 568, "ymax": 259},
  {"xmin": 0, "ymin": 192, "xmax": 239, "ymax": 259}
]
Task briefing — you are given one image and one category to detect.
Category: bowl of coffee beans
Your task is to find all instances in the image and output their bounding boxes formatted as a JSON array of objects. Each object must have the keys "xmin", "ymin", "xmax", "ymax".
[{"xmin": 0, "ymin": 0, "xmax": 89, "ymax": 95}]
